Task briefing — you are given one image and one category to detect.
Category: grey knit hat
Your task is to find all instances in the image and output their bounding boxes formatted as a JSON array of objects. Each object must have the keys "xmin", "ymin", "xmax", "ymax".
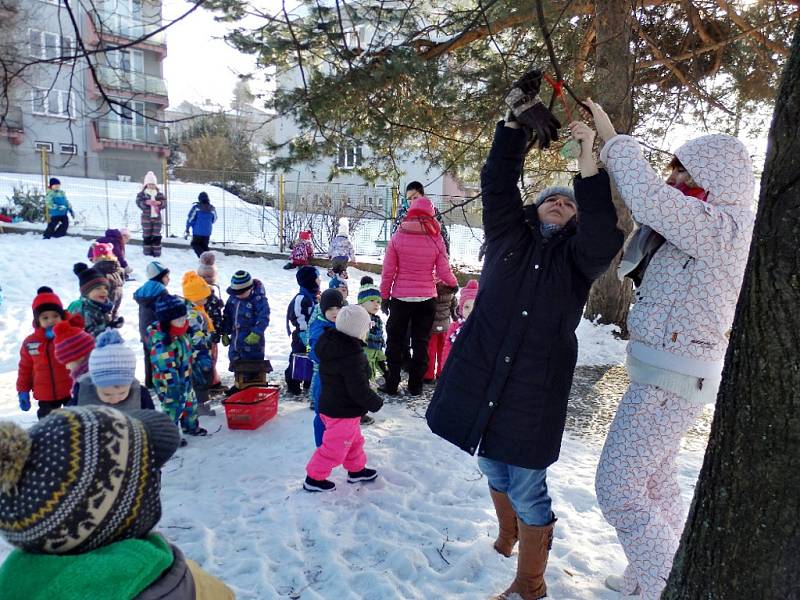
[
  {"xmin": 535, "ymin": 185, "xmax": 575, "ymax": 207},
  {"xmin": 335, "ymin": 305, "xmax": 371, "ymax": 341}
]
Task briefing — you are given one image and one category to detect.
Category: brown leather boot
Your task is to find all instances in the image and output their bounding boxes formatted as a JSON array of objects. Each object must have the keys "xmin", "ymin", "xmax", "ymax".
[
  {"xmin": 489, "ymin": 488, "xmax": 518, "ymax": 557},
  {"xmin": 493, "ymin": 517, "xmax": 556, "ymax": 600}
]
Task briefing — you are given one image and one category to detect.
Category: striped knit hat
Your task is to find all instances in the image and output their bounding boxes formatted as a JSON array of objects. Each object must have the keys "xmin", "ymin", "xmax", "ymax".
[
  {"xmin": 73, "ymin": 263, "xmax": 109, "ymax": 297},
  {"xmin": 228, "ymin": 270, "xmax": 253, "ymax": 294},
  {"xmin": 357, "ymin": 282, "xmax": 381, "ymax": 305},
  {"xmin": 0, "ymin": 406, "xmax": 179, "ymax": 554},
  {"xmin": 53, "ymin": 317, "xmax": 95, "ymax": 365},
  {"xmin": 89, "ymin": 330, "xmax": 136, "ymax": 388},
  {"xmin": 154, "ymin": 294, "xmax": 187, "ymax": 323}
]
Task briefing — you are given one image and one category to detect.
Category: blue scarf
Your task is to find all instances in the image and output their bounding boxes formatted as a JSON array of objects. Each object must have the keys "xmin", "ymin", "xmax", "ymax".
[{"xmin": 540, "ymin": 222, "xmax": 563, "ymax": 239}]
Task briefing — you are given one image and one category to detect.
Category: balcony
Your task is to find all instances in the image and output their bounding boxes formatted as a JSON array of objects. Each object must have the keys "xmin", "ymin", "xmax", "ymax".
[
  {"xmin": 95, "ymin": 65, "xmax": 168, "ymax": 100},
  {"xmin": 93, "ymin": 117, "xmax": 169, "ymax": 155},
  {"xmin": 0, "ymin": 106, "xmax": 24, "ymax": 145},
  {"xmin": 89, "ymin": 10, "xmax": 166, "ymax": 49}
]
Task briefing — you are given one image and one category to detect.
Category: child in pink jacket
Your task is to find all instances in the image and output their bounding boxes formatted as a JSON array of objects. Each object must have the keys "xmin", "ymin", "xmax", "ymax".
[
  {"xmin": 379, "ymin": 196, "xmax": 458, "ymax": 396},
  {"xmin": 442, "ymin": 279, "xmax": 478, "ymax": 369}
]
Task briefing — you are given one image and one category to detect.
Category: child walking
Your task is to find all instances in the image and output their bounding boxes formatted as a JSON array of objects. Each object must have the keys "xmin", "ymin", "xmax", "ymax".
[
  {"xmin": 284, "ymin": 230, "xmax": 314, "ymax": 270},
  {"xmin": 426, "ymin": 281, "xmax": 458, "ymax": 383},
  {"xmin": 89, "ymin": 241, "xmax": 125, "ymax": 318},
  {"xmin": 357, "ymin": 277, "xmax": 386, "ymax": 381},
  {"xmin": 304, "ymin": 304, "xmax": 383, "ymax": 492},
  {"xmin": 133, "ymin": 261, "xmax": 170, "ymax": 389},
  {"xmin": 327, "ymin": 217, "xmax": 355, "ymax": 271},
  {"xmin": 42, "ymin": 177, "xmax": 74, "ymax": 239},
  {"xmin": 285, "ymin": 266, "xmax": 320, "ymax": 395},
  {"xmin": 68, "ymin": 263, "xmax": 122, "ymax": 337},
  {"xmin": 182, "ymin": 271, "xmax": 214, "ymax": 416},
  {"xmin": 74, "ymin": 329, "xmax": 155, "ymax": 411},
  {"xmin": 221, "ymin": 271, "xmax": 270, "ymax": 388},
  {"xmin": 16, "ymin": 287, "xmax": 73, "ymax": 419},
  {"xmin": 197, "ymin": 252, "xmax": 224, "ymax": 389},
  {"xmin": 147, "ymin": 294, "xmax": 206, "ymax": 440},
  {"xmin": 185, "ymin": 191, "xmax": 217, "ymax": 257},
  {"xmin": 441, "ymin": 279, "xmax": 479, "ymax": 368}
]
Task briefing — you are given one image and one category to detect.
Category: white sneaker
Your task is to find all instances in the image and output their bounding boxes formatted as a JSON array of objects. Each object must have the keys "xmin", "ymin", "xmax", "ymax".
[{"xmin": 605, "ymin": 575, "xmax": 640, "ymax": 595}]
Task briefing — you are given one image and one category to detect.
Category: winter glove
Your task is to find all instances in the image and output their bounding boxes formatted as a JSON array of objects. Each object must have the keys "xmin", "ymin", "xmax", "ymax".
[
  {"xmin": 18, "ymin": 391, "xmax": 31, "ymax": 412},
  {"xmin": 110, "ymin": 316, "xmax": 125, "ymax": 328},
  {"xmin": 221, "ymin": 334, "xmax": 231, "ymax": 347},
  {"xmin": 505, "ymin": 69, "xmax": 561, "ymax": 150},
  {"xmin": 381, "ymin": 300, "xmax": 390, "ymax": 316},
  {"xmin": 244, "ymin": 332, "xmax": 261, "ymax": 345}
]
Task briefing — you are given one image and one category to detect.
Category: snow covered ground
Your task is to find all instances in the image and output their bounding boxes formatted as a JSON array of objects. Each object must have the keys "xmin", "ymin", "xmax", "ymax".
[{"xmin": 0, "ymin": 232, "xmax": 706, "ymax": 599}]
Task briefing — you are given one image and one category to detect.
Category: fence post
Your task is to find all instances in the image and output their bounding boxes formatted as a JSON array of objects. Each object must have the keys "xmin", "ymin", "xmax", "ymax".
[
  {"xmin": 40, "ymin": 149, "xmax": 49, "ymax": 222},
  {"xmin": 104, "ymin": 179, "xmax": 110, "ymax": 229},
  {"xmin": 279, "ymin": 173, "xmax": 285, "ymax": 253},
  {"xmin": 222, "ymin": 170, "xmax": 228, "ymax": 245},
  {"xmin": 161, "ymin": 158, "xmax": 170, "ymax": 237},
  {"xmin": 260, "ymin": 169, "xmax": 267, "ymax": 235}
]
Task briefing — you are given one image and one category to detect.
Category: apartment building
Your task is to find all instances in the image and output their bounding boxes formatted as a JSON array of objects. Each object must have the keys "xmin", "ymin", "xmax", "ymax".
[{"xmin": 0, "ymin": 0, "xmax": 170, "ymax": 181}]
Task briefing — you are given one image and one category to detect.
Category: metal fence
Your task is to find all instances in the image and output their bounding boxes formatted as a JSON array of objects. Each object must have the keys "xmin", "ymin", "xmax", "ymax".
[{"xmin": 0, "ymin": 165, "xmax": 487, "ymax": 265}]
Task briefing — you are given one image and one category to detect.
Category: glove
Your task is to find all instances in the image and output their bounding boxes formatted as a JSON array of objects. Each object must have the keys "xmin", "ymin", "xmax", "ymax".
[
  {"xmin": 221, "ymin": 334, "xmax": 231, "ymax": 347},
  {"xmin": 110, "ymin": 316, "xmax": 125, "ymax": 328},
  {"xmin": 448, "ymin": 285, "xmax": 459, "ymax": 294},
  {"xmin": 244, "ymin": 332, "xmax": 261, "ymax": 345},
  {"xmin": 505, "ymin": 69, "xmax": 561, "ymax": 149},
  {"xmin": 18, "ymin": 392, "xmax": 31, "ymax": 412},
  {"xmin": 381, "ymin": 300, "xmax": 390, "ymax": 316}
]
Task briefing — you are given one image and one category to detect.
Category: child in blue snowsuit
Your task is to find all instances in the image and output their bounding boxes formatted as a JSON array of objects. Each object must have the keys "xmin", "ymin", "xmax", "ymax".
[
  {"xmin": 285, "ymin": 266, "xmax": 320, "ymax": 395},
  {"xmin": 308, "ymin": 289, "xmax": 345, "ymax": 446},
  {"xmin": 43, "ymin": 177, "xmax": 74, "ymax": 239},
  {"xmin": 221, "ymin": 271, "xmax": 270, "ymax": 382},
  {"xmin": 184, "ymin": 191, "xmax": 217, "ymax": 258}
]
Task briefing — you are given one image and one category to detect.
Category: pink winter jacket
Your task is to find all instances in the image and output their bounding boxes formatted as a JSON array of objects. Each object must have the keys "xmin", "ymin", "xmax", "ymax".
[
  {"xmin": 380, "ymin": 220, "xmax": 458, "ymax": 300},
  {"xmin": 600, "ymin": 134, "xmax": 755, "ymax": 379}
]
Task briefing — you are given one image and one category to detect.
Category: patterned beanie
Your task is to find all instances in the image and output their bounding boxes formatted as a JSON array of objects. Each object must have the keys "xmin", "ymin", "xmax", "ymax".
[
  {"xmin": 0, "ymin": 406, "xmax": 179, "ymax": 555},
  {"xmin": 54, "ymin": 316, "xmax": 95, "ymax": 364},
  {"xmin": 32, "ymin": 286, "xmax": 64, "ymax": 320},
  {"xmin": 197, "ymin": 252, "xmax": 217, "ymax": 284},
  {"xmin": 459, "ymin": 279, "xmax": 479, "ymax": 314},
  {"xmin": 73, "ymin": 263, "xmax": 109, "ymax": 297},
  {"xmin": 146, "ymin": 261, "xmax": 169, "ymax": 282},
  {"xmin": 357, "ymin": 282, "xmax": 381, "ymax": 305},
  {"xmin": 155, "ymin": 294, "xmax": 187, "ymax": 323},
  {"xmin": 182, "ymin": 271, "xmax": 211, "ymax": 303},
  {"xmin": 335, "ymin": 305, "xmax": 371, "ymax": 341},
  {"xmin": 89, "ymin": 330, "xmax": 136, "ymax": 388},
  {"xmin": 91, "ymin": 242, "xmax": 116, "ymax": 260},
  {"xmin": 229, "ymin": 270, "xmax": 253, "ymax": 294}
]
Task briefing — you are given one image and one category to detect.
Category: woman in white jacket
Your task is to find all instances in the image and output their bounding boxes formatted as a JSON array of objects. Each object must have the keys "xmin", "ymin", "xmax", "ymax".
[{"xmin": 587, "ymin": 100, "xmax": 756, "ymax": 600}]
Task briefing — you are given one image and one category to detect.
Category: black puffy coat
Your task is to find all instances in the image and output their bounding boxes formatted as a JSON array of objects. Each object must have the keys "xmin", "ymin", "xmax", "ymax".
[
  {"xmin": 426, "ymin": 122, "xmax": 623, "ymax": 470},
  {"xmin": 315, "ymin": 329, "xmax": 383, "ymax": 418}
]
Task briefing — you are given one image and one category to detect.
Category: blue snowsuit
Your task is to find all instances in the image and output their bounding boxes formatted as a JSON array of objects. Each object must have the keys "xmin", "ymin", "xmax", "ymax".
[
  {"xmin": 307, "ymin": 305, "xmax": 335, "ymax": 447},
  {"xmin": 221, "ymin": 279, "xmax": 271, "ymax": 365}
]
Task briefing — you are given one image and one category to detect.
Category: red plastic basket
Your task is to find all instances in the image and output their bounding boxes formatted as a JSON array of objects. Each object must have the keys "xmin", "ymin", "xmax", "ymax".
[{"xmin": 222, "ymin": 385, "xmax": 280, "ymax": 430}]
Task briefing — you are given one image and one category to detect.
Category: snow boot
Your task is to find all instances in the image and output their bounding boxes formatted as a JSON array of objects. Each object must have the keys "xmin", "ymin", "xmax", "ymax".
[
  {"xmin": 360, "ymin": 414, "xmax": 375, "ymax": 426},
  {"xmin": 304, "ymin": 476, "xmax": 336, "ymax": 492},
  {"xmin": 184, "ymin": 426, "xmax": 208, "ymax": 437},
  {"xmin": 197, "ymin": 402, "xmax": 216, "ymax": 417},
  {"xmin": 347, "ymin": 468, "xmax": 378, "ymax": 483},
  {"xmin": 493, "ymin": 517, "xmax": 555, "ymax": 600},
  {"xmin": 490, "ymin": 488, "xmax": 518, "ymax": 557},
  {"xmin": 378, "ymin": 385, "xmax": 399, "ymax": 396}
]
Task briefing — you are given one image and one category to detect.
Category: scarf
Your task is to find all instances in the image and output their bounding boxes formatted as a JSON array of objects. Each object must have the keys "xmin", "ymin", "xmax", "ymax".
[
  {"xmin": 618, "ymin": 182, "xmax": 708, "ymax": 286},
  {"xmin": 539, "ymin": 222, "xmax": 563, "ymax": 239},
  {"xmin": 169, "ymin": 322, "xmax": 189, "ymax": 338}
]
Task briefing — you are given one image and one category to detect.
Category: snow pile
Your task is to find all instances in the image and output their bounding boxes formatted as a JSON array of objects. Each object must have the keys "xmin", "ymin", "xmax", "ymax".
[{"xmin": 0, "ymin": 233, "xmax": 706, "ymax": 599}]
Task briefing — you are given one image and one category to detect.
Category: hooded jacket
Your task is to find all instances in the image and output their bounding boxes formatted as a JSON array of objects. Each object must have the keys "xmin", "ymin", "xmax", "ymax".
[
  {"xmin": 134, "ymin": 280, "xmax": 169, "ymax": 344},
  {"xmin": 221, "ymin": 279, "xmax": 270, "ymax": 360},
  {"xmin": 186, "ymin": 203, "xmax": 217, "ymax": 237},
  {"xmin": 315, "ymin": 328, "xmax": 383, "ymax": 418},
  {"xmin": 328, "ymin": 235, "xmax": 355, "ymax": 262},
  {"xmin": 17, "ymin": 321, "xmax": 74, "ymax": 402},
  {"xmin": 599, "ymin": 134, "xmax": 755, "ymax": 380}
]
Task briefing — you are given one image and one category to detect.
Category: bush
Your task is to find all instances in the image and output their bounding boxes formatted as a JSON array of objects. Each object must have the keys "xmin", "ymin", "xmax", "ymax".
[
  {"xmin": 211, "ymin": 181, "xmax": 274, "ymax": 207},
  {"xmin": 7, "ymin": 186, "xmax": 46, "ymax": 222}
]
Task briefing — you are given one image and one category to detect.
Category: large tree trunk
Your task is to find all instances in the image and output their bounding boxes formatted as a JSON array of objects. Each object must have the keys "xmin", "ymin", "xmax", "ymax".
[
  {"xmin": 585, "ymin": 0, "xmax": 636, "ymax": 334},
  {"xmin": 662, "ymin": 19, "xmax": 800, "ymax": 599}
]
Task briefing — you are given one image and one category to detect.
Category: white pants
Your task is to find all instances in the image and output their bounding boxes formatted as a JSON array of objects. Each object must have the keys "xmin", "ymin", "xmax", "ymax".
[{"xmin": 595, "ymin": 383, "xmax": 704, "ymax": 599}]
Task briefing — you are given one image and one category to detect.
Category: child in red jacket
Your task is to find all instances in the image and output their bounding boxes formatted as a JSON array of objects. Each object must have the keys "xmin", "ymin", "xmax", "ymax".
[{"xmin": 16, "ymin": 287, "xmax": 74, "ymax": 419}]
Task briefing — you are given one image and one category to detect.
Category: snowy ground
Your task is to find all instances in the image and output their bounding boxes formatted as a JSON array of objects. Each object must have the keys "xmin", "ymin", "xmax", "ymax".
[{"xmin": 0, "ymin": 232, "xmax": 708, "ymax": 599}]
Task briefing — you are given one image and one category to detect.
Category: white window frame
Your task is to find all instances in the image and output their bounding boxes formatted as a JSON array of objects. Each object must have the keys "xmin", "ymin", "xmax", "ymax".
[
  {"xmin": 30, "ymin": 88, "xmax": 76, "ymax": 119},
  {"xmin": 34, "ymin": 141, "xmax": 54, "ymax": 152},
  {"xmin": 60, "ymin": 143, "xmax": 78, "ymax": 155},
  {"xmin": 28, "ymin": 29, "xmax": 74, "ymax": 61},
  {"xmin": 337, "ymin": 145, "xmax": 363, "ymax": 169}
]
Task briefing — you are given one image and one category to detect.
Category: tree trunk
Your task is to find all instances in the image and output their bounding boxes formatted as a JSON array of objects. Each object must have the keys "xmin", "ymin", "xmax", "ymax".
[
  {"xmin": 662, "ymin": 19, "xmax": 800, "ymax": 599},
  {"xmin": 585, "ymin": 0, "xmax": 636, "ymax": 334}
]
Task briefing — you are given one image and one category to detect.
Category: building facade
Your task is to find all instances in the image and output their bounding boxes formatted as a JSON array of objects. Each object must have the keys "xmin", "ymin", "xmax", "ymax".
[{"xmin": 0, "ymin": 0, "xmax": 170, "ymax": 181}]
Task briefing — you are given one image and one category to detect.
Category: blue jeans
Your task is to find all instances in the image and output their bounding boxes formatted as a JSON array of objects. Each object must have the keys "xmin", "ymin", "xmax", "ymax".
[{"xmin": 478, "ymin": 457, "xmax": 553, "ymax": 526}]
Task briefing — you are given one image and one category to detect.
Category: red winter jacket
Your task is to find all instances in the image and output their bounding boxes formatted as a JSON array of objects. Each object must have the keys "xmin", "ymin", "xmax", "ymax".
[
  {"xmin": 17, "ymin": 325, "xmax": 73, "ymax": 402},
  {"xmin": 380, "ymin": 220, "xmax": 457, "ymax": 300}
]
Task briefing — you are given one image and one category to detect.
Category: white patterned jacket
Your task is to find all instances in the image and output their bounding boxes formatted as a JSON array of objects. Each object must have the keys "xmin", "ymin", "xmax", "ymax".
[{"xmin": 600, "ymin": 134, "xmax": 755, "ymax": 379}]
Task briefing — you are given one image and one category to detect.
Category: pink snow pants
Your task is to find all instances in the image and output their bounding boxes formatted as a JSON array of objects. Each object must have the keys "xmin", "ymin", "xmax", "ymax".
[
  {"xmin": 306, "ymin": 415, "xmax": 367, "ymax": 480},
  {"xmin": 595, "ymin": 382, "xmax": 704, "ymax": 600}
]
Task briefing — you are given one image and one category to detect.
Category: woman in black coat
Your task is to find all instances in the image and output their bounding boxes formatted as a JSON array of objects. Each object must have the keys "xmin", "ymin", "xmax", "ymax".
[{"xmin": 426, "ymin": 114, "xmax": 623, "ymax": 599}]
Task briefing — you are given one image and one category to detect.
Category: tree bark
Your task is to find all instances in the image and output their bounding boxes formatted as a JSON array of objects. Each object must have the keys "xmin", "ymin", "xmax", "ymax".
[
  {"xmin": 662, "ymin": 18, "xmax": 800, "ymax": 600},
  {"xmin": 584, "ymin": 0, "xmax": 636, "ymax": 333}
]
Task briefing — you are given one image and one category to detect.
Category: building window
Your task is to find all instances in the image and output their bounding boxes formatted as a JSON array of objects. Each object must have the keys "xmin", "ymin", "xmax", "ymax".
[
  {"xmin": 34, "ymin": 141, "xmax": 54, "ymax": 152},
  {"xmin": 31, "ymin": 89, "xmax": 76, "ymax": 119},
  {"xmin": 60, "ymin": 143, "xmax": 78, "ymax": 155},
  {"xmin": 337, "ymin": 145, "xmax": 363, "ymax": 169},
  {"xmin": 29, "ymin": 29, "xmax": 74, "ymax": 60}
]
